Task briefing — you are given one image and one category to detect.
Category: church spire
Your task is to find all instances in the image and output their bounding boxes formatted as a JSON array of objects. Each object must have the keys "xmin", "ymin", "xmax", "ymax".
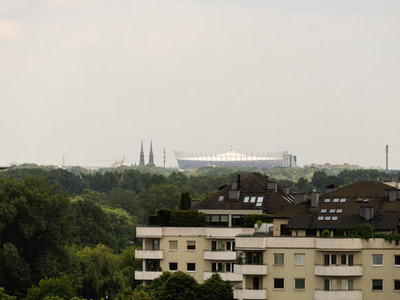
[
  {"xmin": 149, "ymin": 140, "xmax": 154, "ymax": 165},
  {"xmin": 139, "ymin": 140, "xmax": 145, "ymax": 166}
]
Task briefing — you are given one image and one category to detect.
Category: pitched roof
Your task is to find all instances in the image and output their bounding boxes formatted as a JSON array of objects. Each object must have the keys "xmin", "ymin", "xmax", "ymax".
[
  {"xmin": 280, "ymin": 181, "xmax": 400, "ymax": 231},
  {"xmin": 192, "ymin": 172, "xmax": 295, "ymax": 214}
]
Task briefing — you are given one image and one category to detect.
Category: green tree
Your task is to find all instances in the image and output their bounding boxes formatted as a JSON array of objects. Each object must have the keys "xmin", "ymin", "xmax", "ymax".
[
  {"xmin": 199, "ymin": 273, "xmax": 233, "ymax": 300},
  {"xmin": 178, "ymin": 193, "xmax": 191, "ymax": 210},
  {"xmin": 75, "ymin": 245, "xmax": 126, "ymax": 300},
  {"xmin": 0, "ymin": 176, "xmax": 74, "ymax": 295},
  {"xmin": 0, "ymin": 287, "xmax": 16, "ymax": 300},
  {"xmin": 120, "ymin": 247, "xmax": 142, "ymax": 288},
  {"xmin": 25, "ymin": 276, "xmax": 75, "ymax": 300},
  {"xmin": 115, "ymin": 287, "xmax": 150, "ymax": 300},
  {"xmin": 102, "ymin": 207, "xmax": 137, "ymax": 251},
  {"xmin": 71, "ymin": 197, "xmax": 117, "ymax": 250}
]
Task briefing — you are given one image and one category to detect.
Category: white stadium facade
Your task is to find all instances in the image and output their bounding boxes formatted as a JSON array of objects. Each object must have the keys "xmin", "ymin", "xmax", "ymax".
[{"xmin": 174, "ymin": 150, "xmax": 296, "ymax": 170}]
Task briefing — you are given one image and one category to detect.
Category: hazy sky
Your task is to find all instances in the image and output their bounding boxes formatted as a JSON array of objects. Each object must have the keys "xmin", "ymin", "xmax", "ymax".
[{"xmin": 1, "ymin": 0, "xmax": 400, "ymax": 168}]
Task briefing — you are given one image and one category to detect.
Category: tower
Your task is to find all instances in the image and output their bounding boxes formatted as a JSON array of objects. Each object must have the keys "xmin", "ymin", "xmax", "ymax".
[
  {"xmin": 139, "ymin": 140, "xmax": 145, "ymax": 166},
  {"xmin": 386, "ymin": 145, "xmax": 389, "ymax": 171},
  {"xmin": 149, "ymin": 140, "xmax": 154, "ymax": 165}
]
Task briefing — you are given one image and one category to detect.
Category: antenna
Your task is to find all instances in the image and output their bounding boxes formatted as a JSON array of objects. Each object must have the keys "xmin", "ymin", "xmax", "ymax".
[
  {"xmin": 163, "ymin": 149, "xmax": 166, "ymax": 169},
  {"xmin": 386, "ymin": 145, "xmax": 389, "ymax": 171}
]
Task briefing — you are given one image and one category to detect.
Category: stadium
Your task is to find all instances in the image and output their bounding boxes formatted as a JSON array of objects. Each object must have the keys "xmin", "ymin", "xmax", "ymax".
[{"xmin": 174, "ymin": 150, "xmax": 296, "ymax": 170}]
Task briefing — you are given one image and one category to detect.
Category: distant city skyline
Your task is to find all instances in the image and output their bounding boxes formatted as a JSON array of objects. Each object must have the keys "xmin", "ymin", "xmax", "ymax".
[{"xmin": 1, "ymin": 1, "xmax": 399, "ymax": 169}]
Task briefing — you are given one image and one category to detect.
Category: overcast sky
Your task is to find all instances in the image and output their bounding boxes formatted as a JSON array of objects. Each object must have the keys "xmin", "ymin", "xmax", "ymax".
[{"xmin": 1, "ymin": 0, "xmax": 400, "ymax": 169}]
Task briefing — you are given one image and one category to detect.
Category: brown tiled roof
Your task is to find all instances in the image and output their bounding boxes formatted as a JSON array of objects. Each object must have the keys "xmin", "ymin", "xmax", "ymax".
[
  {"xmin": 283, "ymin": 181, "xmax": 400, "ymax": 231},
  {"xmin": 191, "ymin": 172, "xmax": 295, "ymax": 214}
]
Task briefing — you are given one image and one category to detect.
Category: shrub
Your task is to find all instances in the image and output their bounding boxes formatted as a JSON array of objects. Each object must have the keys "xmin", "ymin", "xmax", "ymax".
[
  {"xmin": 321, "ymin": 229, "xmax": 330, "ymax": 237},
  {"xmin": 157, "ymin": 209, "xmax": 173, "ymax": 226},
  {"xmin": 148, "ymin": 215, "xmax": 158, "ymax": 225},
  {"xmin": 243, "ymin": 214, "xmax": 271, "ymax": 227},
  {"xmin": 170, "ymin": 211, "xmax": 206, "ymax": 227}
]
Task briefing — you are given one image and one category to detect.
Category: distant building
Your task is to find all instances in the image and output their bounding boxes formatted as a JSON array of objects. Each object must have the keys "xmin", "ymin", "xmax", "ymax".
[
  {"xmin": 149, "ymin": 141, "xmax": 154, "ymax": 165},
  {"xmin": 139, "ymin": 141, "xmax": 145, "ymax": 166},
  {"xmin": 303, "ymin": 163, "xmax": 360, "ymax": 170},
  {"xmin": 174, "ymin": 150, "xmax": 296, "ymax": 170}
]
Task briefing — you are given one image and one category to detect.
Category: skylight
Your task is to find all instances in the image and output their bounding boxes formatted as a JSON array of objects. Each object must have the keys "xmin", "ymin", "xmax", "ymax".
[
  {"xmin": 250, "ymin": 197, "xmax": 256, "ymax": 203},
  {"xmin": 325, "ymin": 216, "xmax": 332, "ymax": 221},
  {"xmin": 218, "ymin": 196, "xmax": 224, "ymax": 202},
  {"xmin": 329, "ymin": 209, "xmax": 336, "ymax": 213},
  {"xmin": 317, "ymin": 216, "xmax": 324, "ymax": 221},
  {"xmin": 244, "ymin": 197, "xmax": 250, "ymax": 203},
  {"xmin": 255, "ymin": 197, "xmax": 264, "ymax": 207},
  {"xmin": 333, "ymin": 198, "xmax": 339, "ymax": 203},
  {"xmin": 332, "ymin": 216, "xmax": 338, "ymax": 221},
  {"xmin": 336, "ymin": 209, "xmax": 343, "ymax": 213},
  {"xmin": 340, "ymin": 198, "xmax": 346, "ymax": 202},
  {"xmin": 321, "ymin": 209, "xmax": 327, "ymax": 213},
  {"xmin": 324, "ymin": 199, "xmax": 331, "ymax": 203}
]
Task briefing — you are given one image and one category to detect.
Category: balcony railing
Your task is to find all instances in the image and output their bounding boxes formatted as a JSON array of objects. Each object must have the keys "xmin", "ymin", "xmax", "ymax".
[
  {"xmin": 203, "ymin": 271, "xmax": 242, "ymax": 282},
  {"xmin": 135, "ymin": 249, "xmax": 164, "ymax": 259},
  {"xmin": 314, "ymin": 265, "xmax": 363, "ymax": 276},
  {"xmin": 234, "ymin": 287, "xmax": 267, "ymax": 300},
  {"xmin": 314, "ymin": 289, "xmax": 362, "ymax": 300},
  {"xmin": 203, "ymin": 250, "xmax": 236, "ymax": 260},
  {"xmin": 135, "ymin": 270, "xmax": 163, "ymax": 281},
  {"xmin": 235, "ymin": 263, "xmax": 268, "ymax": 275}
]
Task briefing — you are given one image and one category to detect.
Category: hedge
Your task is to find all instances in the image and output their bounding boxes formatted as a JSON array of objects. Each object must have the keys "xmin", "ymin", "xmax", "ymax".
[{"xmin": 170, "ymin": 210, "xmax": 207, "ymax": 227}]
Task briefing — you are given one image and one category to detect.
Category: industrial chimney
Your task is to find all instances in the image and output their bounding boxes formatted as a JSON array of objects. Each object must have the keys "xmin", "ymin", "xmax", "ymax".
[{"xmin": 386, "ymin": 145, "xmax": 389, "ymax": 171}]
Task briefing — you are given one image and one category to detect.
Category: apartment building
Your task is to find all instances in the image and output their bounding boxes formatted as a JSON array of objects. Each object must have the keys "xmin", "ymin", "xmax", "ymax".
[
  {"xmin": 135, "ymin": 173, "xmax": 295, "ymax": 286},
  {"xmin": 136, "ymin": 176, "xmax": 400, "ymax": 300}
]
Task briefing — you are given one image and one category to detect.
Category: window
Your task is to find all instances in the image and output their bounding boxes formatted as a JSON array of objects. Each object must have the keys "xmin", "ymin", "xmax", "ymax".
[
  {"xmin": 250, "ymin": 196, "xmax": 256, "ymax": 203},
  {"xmin": 169, "ymin": 240, "xmax": 178, "ymax": 250},
  {"xmin": 208, "ymin": 215, "xmax": 229, "ymax": 227},
  {"xmin": 187, "ymin": 241, "xmax": 196, "ymax": 251},
  {"xmin": 317, "ymin": 216, "xmax": 324, "ymax": 220},
  {"xmin": 294, "ymin": 253, "xmax": 305, "ymax": 265},
  {"xmin": 395, "ymin": 280, "xmax": 400, "ymax": 291},
  {"xmin": 274, "ymin": 253, "xmax": 284, "ymax": 265},
  {"xmin": 232, "ymin": 215, "xmax": 243, "ymax": 227},
  {"xmin": 187, "ymin": 263, "xmax": 196, "ymax": 272},
  {"xmin": 244, "ymin": 197, "xmax": 250, "ymax": 203},
  {"xmin": 340, "ymin": 198, "xmax": 346, "ymax": 202},
  {"xmin": 372, "ymin": 279, "xmax": 383, "ymax": 291},
  {"xmin": 256, "ymin": 197, "xmax": 264, "ymax": 207},
  {"xmin": 337, "ymin": 209, "xmax": 343, "ymax": 213},
  {"xmin": 274, "ymin": 278, "xmax": 284, "ymax": 289},
  {"xmin": 372, "ymin": 254, "xmax": 383, "ymax": 266},
  {"xmin": 329, "ymin": 209, "xmax": 336, "ymax": 213},
  {"xmin": 325, "ymin": 216, "xmax": 331, "ymax": 220},
  {"xmin": 320, "ymin": 209, "xmax": 327, "ymax": 213},
  {"xmin": 332, "ymin": 216, "xmax": 338, "ymax": 221},
  {"xmin": 341, "ymin": 254, "xmax": 347, "ymax": 265},
  {"xmin": 331, "ymin": 254, "xmax": 337, "ymax": 265},
  {"xmin": 333, "ymin": 198, "xmax": 339, "ymax": 203},
  {"xmin": 295, "ymin": 278, "xmax": 305, "ymax": 290},
  {"xmin": 324, "ymin": 254, "xmax": 330, "ymax": 266},
  {"xmin": 169, "ymin": 262, "xmax": 178, "ymax": 271},
  {"xmin": 348, "ymin": 255, "xmax": 354, "ymax": 266},
  {"xmin": 324, "ymin": 199, "xmax": 331, "ymax": 203},
  {"xmin": 226, "ymin": 263, "xmax": 231, "ymax": 272},
  {"xmin": 218, "ymin": 196, "xmax": 224, "ymax": 201},
  {"xmin": 395, "ymin": 255, "xmax": 400, "ymax": 266}
]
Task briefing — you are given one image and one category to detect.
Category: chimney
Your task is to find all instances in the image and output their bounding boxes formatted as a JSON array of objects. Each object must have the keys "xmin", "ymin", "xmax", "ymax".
[
  {"xmin": 311, "ymin": 190, "xmax": 319, "ymax": 208},
  {"xmin": 282, "ymin": 187, "xmax": 290, "ymax": 195},
  {"xmin": 360, "ymin": 206, "xmax": 374, "ymax": 220},
  {"xmin": 238, "ymin": 174, "xmax": 241, "ymax": 189},
  {"xmin": 389, "ymin": 190, "xmax": 396, "ymax": 202},
  {"xmin": 267, "ymin": 182, "xmax": 278, "ymax": 193},
  {"xmin": 294, "ymin": 194, "xmax": 305, "ymax": 205},
  {"xmin": 231, "ymin": 181, "xmax": 238, "ymax": 190}
]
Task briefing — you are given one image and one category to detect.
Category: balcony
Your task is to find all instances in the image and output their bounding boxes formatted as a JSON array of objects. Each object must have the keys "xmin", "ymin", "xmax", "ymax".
[
  {"xmin": 203, "ymin": 250, "xmax": 236, "ymax": 260},
  {"xmin": 235, "ymin": 264, "xmax": 267, "ymax": 275},
  {"xmin": 314, "ymin": 290, "xmax": 362, "ymax": 300},
  {"xmin": 135, "ymin": 250, "xmax": 163, "ymax": 259},
  {"xmin": 203, "ymin": 271, "xmax": 242, "ymax": 282},
  {"xmin": 314, "ymin": 265, "xmax": 363, "ymax": 276},
  {"xmin": 234, "ymin": 288, "xmax": 267, "ymax": 300},
  {"xmin": 135, "ymin": 271, "xmax": 163, "ymax": 281}
]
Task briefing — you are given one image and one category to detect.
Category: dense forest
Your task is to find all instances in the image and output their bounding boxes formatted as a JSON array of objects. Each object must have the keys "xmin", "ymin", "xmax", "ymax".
[{"xmin": 0, "ymin": 165, "xmax": 398, "ymax": 299}]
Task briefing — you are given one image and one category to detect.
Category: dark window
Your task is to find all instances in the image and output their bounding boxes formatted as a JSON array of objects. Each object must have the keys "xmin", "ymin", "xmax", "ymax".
[
  {"xmin": 395, "ymin": 280, "xmax": 400, "ymax": 291},
  {"xmin": 226, "ymin": 242, "xmax": 231, "ymax": 251},
  {"xmin": 232, "ymin": 215, "xmax": 243, "ymax": 227},
  {"xmin": 280, "ymin": 224, "xmax": 290, "ymax": 236},
  {"xmin": 395, "ymin": 255, "xmax": 400, "ymax": 266},
  {"xmin": 253, "ymin": 277, "xmax": 260, "ymax": 290},
  {"xmin": 208, "ymin": 215, "xmax": 229, "ymax": 227},
  {"xmin": 187, "ymin": 263, "xmax": 196, "ymax": 272},
  {"xmin": 211, "ymin": 241, "xmax": 217, "ymax": 251},
  {"xmin": 324, "ymin": 255, "xmax": 330, "ymax": 266},
  {"xmin": 226, "ymin": 263, "xmax": 231, "ymax": 272},
  {"xmin": 341, "ymin": 254, "xmax": 347, "ymax": 265},
  {"xmin": 232, "ymin": 242, "xmax": 236, "ymax": 251},
  {"xmin": 217, "ymin": 263, "xmax": 223, "ymax": 272},
  {"xmin": 331, "ymin": 254, "xmax": 337, "ymax": 265},
  {"xmin": 187, "ymin": 241, "xmax": 196, "ymax": 250},
  {"xmin": 348, "ymin": 255, "xmax": 354, "ymax": 266},
  {"xmin": 212, "ymin": 263, "xmax": 216, "ymax": 272},
  {"xmin": 372, "ymin": 279, "xmax": 383, "ymax": 291},
  {"xmin": 232, "ymin": 263, "xmax": 235, "ymax": 272},
  {"xmin": 295, "ymin": 278, "xmax": 305, "ymax": 290},
  {"xmin": 274, "ymin": 278, "xmax": 284, "ymax": 289},
  {"xmin": 324, "ymin": 279, "xmax": 330, "ymax": 291},
  {"xmin": 169, "ymin": 262, "xmax": 177, "ymax": 271}
]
